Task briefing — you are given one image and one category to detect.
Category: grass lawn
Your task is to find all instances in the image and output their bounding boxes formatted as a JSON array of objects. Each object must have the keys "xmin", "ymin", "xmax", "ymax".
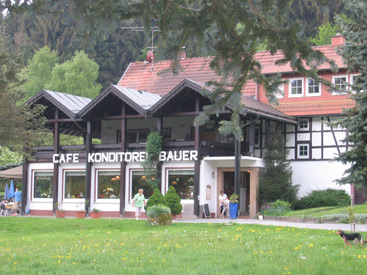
[
  {"xmin": 0, "ymin": 218, "xmax": 366, "ymax": 274},
  {"xmin": 285, "ymin": 204, "xmax": 367, "ymax": 218}
]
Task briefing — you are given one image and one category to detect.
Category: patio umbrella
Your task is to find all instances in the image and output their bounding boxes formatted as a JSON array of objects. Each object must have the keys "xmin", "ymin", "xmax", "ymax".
[
  {"xmin": 9, "ymin": 180, "xmax": 15, "ymax": 198},
  {"xmin": 4, "ymin": 183, "xmax": 9, "ymax": 200}
]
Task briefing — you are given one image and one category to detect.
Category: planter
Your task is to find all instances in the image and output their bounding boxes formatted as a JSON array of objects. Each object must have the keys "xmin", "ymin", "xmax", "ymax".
[
  {"xmin": 229, "ymin": 203, "xmax": 239, "ymax": 219},
  {"xmin": 56, "ymin": 211, "xmax": 66, "ymax": 218},
  {"xmin": 75, "ymin": 211, "xmax": 86, "ymax": 219},
  {"xmin": 90, "ymin": 211, "xmax": 102, "ymax": 219}
]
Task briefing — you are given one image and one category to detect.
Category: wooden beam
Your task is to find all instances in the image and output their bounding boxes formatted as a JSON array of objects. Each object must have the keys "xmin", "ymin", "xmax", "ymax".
[
  {"xmin": 94, "ymin": 114, "xmax": 145, "ymax": 121},
  {"xmin": 120, "ymin": 103, "xmax": 127, "ymax": 216},
  {"xmin": 53, "ymin": 109, "xmax": 59, "ymax": 213},
  {"xmin": 85, "ymin": 120, "xmax": 92, "ymax": 214},
  {"xmin": 194, "ymin": 95, "xmax": 200, "ymax": 217}
]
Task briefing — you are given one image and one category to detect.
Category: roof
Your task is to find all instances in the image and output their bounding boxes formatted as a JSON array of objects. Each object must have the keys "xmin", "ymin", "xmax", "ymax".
[
  {"xmin": 0, "ymin": 166, "xmax": 22, "ymax": 179},
  {"xmin": 117, "ymin": 44, "xmax": 346, "ymax": 97},
  {"xmin": 27, "ymin": 90, "xmax": 92, "ymax": 118}
]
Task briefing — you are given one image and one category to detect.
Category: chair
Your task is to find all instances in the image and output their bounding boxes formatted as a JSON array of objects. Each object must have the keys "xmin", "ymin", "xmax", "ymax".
[{"xmin": 0, "ymin": 204, "xmax": 6, "ymax": 216}]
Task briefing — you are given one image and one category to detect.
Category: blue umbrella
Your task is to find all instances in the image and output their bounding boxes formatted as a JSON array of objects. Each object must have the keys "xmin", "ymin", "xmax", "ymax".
[
  {"xmin": 4, "ymin": 183, "xmax": 9, "ymax": 200},
  {"xmin": 9, "ymin": 180, "xmax": 15, "ymax": 198}
]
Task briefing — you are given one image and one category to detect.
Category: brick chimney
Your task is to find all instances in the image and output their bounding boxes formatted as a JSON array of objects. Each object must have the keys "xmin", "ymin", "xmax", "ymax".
[{"xmin": 331, "ymin": 34, "xmax": 346, "ymax": 46}]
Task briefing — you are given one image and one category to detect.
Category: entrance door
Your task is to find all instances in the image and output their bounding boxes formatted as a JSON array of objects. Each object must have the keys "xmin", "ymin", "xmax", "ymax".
[{"xmin": 223, "ymin": 171, "xmax": 250, "ymax": 216}]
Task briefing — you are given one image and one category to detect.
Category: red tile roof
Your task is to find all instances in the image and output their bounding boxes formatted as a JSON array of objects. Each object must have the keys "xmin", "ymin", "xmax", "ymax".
[{"xmin": 117, "ymin": 44, "xmax": 352, "ymax": 117}]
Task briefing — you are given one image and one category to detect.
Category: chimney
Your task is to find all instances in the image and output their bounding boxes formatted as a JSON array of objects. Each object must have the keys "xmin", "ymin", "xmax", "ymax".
[
  {"xmin": 178, "ymin": 46, "xmax": 186, "ymax": 59},
  {"xmin": 331, "ymin": 34, "xmax": 346, "ymax": 46}
]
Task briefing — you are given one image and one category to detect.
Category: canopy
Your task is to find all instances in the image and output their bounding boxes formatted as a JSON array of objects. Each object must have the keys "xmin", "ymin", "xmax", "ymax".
[{"xmin": 0, "ymin": 166, "xmax": 23, "ymax": 179}]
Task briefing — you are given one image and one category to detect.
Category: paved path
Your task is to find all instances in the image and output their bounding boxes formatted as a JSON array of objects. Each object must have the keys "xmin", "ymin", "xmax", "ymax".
[{"xmin": 174, "ymin": 218, "xmax": 367, "ymax": 232}]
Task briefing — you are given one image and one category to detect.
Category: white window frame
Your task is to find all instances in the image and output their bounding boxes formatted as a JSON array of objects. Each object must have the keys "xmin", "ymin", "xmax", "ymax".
[
  {"xmin": 166, "ymin": 168, "xmax": 195, "ymax": 201},
  {"xmin": 350, "ymin": 74, "xmax": 362, "ymax": 93},
  {"xmin": 298, "ymin": 119, "xmax": 309, "ymax": 131},
  {"xmin": 306, "ymin": 78, "xmax": 321, "ymax": 97},
  {"xmin": 95, "ymin": 169, "xmax": 120, "ymax": 202},
  {"xmin": 332, "ymin": 75, "xmax": 348, "ymax": 95},
  {"xmin": 297, "ymin": 144, "xmax": 309, "ymax": 159},
  {"xmin": 63, "ymin": 170, "xmax": 86, "ymax": 203},
  {"xmin": 32, "ymin": 170, "xmax": 54, "ymax": 202},
  {"xmin": 275, "ymin": 83, "xmax": 284, "ymax": 99},
  {"xmin": 288, "ymin": 78, "xmax": 304, "ymax": 98}
]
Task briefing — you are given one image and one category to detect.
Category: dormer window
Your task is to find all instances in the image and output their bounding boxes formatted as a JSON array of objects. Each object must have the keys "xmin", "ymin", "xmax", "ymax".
[
  {"xmin": 306, "ymin": 78, "xmax": 321, "ymax": 96},
  {"xmin": 332, "ymin": 75, "xmax": 348, "ymax": 95},
  {"xmin": 289, "ymin": 78, "xmax": 304, "ymax": 98}
]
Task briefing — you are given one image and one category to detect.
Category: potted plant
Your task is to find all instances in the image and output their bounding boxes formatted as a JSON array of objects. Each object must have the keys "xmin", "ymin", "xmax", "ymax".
[
  {"xmin": 90, "ymin": 208, "xmax": 102, "ymax": 219},
  {"xmin": 55, "ymin": 203, "xmax": 66, "ymax": 218},
  {"xmin": 229, "ymin": 193, "xmax": 239, "ymax": 219},
  {"xmin": 164, "ymin": 186, "xmax": 183, "ymax": 219},
  {"xmin": 75, "ymin": 203, "xmax": 86, "ymax": 219}
]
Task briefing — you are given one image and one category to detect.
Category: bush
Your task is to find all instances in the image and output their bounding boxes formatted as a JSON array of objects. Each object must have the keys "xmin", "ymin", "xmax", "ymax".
[
  {"xmin": 146, "ymin": 188, "xmax": 167, "ymax": 210},
  {"xmin": 164, "ymin": 186, "xmax": 182, "ymax": 215},
  {"xmin": 146, "ymin": 205, "xmax": 172, "ymax": 225},
  {"xmin": 294, "ymin": 189, "xmax": 351, "ymax": 210},
  {"xmin": 263, "ymin": 200, "xmax": 292, "ymax": 216}
]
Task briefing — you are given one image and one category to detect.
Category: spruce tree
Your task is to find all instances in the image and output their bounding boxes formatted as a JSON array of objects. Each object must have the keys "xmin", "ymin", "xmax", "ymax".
[
  {"xmin": 164, "ymin": 186, "xmax": 183, "ymax": 215},
  {"xmin": 259, "ymin": 125, "xmax": 299, "ymax": 206}
]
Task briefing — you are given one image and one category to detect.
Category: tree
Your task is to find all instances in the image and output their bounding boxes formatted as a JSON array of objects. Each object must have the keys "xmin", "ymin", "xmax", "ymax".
[
  {"xmin": 333, "ymin": 0, "xmax": 367, "ymax": 188},
  {"xmin": 259, "ymin": 124, "xmax": 299, "ymax": 206},
  {"xmin": 73, "ymin": 0, "xmax": 337, "ymax": 141},
  {"xmin": 164, "ymin": 186, "xmax": 183, "ymax": 215},
  {"xmin": 146, "ymin": 188, "xmax": 167, "ymax": 209},
  {"xmin": 0, "ymin": 48, "xmax": 46, "ymax": 156},
  {"xmin": 22, "ymin": 46, "xmax": 58, "ymax": 98},
  {"xmin": 310, "ymin": 21, "xmax": 339, "ymax": 46}
]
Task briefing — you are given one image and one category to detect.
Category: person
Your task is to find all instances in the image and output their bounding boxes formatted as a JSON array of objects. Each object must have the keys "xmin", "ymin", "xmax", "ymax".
[
  {"xmin": 219, "ymin": 190, "xmax": 228, "ymax": 218},
  {"xmin": 14, "ymin": 188, "xmax": 22, "ymax": 214},
  {"xmin": 132, "ymin": 189, "xmax": 146, "ymax": 220}
]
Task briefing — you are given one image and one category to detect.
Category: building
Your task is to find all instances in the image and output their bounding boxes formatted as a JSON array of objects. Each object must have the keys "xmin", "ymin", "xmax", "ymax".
[{"xmin": 23, "ymin": 35, "xmax": 357, "ymax": 218}]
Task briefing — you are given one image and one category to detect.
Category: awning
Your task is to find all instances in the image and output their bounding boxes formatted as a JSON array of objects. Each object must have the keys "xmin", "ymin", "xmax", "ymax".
[{"xmin": 0, "ymin": 166, "xmax": 23, "ymax": 179}]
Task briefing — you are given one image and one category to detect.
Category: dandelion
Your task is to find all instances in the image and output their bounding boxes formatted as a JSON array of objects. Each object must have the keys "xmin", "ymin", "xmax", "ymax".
[{"xmin": 308, "ymin": 244, "xmax": 314, "ymax": 248}]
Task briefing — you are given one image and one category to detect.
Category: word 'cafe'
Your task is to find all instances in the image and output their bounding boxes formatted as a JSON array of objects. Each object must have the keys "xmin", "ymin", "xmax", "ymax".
[{"xmin": 52, "ymin": 150, "xmax": 199, "ymax": 164}]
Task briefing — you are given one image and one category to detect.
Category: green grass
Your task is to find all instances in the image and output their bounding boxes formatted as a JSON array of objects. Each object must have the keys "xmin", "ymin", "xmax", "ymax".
[
  {"xmin": 285, "ymin": 204, "xmax": 367, "ymax": 218},
  {"xmin": 0, "ymin": 218, "xmax": 367, "ymax": 274}
]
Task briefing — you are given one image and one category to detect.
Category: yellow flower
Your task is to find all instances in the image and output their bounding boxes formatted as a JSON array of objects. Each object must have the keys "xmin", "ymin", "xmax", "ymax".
[{"xmin": 308, "ymin": 244, "xmax": 314, "ymax": 248}]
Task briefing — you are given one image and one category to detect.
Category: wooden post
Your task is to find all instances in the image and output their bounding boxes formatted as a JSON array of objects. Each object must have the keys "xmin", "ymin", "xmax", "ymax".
[
  {"xmin": 53, "ymin": 109, "xmax": 59, "ymax": 213},
  {"xmin": 120, "ymin": 103, "xmax": 127, "ymax": 216},
  {"xmin": 85, "ymin": 120, "xmax": 92, "ymax": 213},
  {"xmin": 194, "ymin": 95, "xmax": 201, "ymax": 217},
  {"xmin": 21, "ymin": 153, "xmax": 29, "ymax": 214}
]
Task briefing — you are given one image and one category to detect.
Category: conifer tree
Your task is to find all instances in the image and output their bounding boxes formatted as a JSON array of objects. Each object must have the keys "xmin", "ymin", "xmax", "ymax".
[
  {"xmin": 333, "ymin": 0, "xmax": 367, "ymax": 188},
  {"xmin": 259, "ymin": 125, "xmax": 299, "ymax": 206}
]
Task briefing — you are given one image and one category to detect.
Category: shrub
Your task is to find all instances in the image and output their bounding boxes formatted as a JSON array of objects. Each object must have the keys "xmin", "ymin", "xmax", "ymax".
[
  {"xmin": 294, "ymin": 189, "xmax": 351, "ymax": 210},
  {"xmin": 146, "ymin": 188, "xmax": 167, "ymax": 210},
  {"xmin": 146, "ymin": 205, "xmax": 172, "ymax": 225},
  {"xmin": 164, "ymin": 186, "xmax": 182, "ymax": 215},
  {"xmin": 321, "ymin": 214, "xmax": 367, "ymax": 224},
  {"xmin": 263, "ymin": 200, "xmax": 292, "ymax": 216}
]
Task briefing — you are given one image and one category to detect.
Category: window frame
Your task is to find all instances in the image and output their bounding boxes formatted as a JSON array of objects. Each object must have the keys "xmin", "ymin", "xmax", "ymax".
[
  {"xmin": 350, "ymin": 74, "xmax": 362, "ymax": 93},
  {"xmin": 129, "ymin": 168, "xmax": 159, "ymax": 203},
  {"xmin": 166, "ymin": 168, "xmax": 195, "ymax": 201},
  {"xmin": 63, "ymin": 170, "xmax": 86, "ymax": 202},
  {"xmin": 32, "ymin": 170, "xmax": 54, "ymax": 201},
  {"xmin": 95, "ymin": 169, "xmax": 121, "ymax": 202},
  {"xmin": 288, "ymin": 78, "xmax": 304, "ymax": 98},
  {"xmin": 306, "ymin": 78, "xmax": 321, "ymax": 97},
  {"xmin": 298, "ymin": 118, "xmax": 310, "ymax": 131},
  {"xmin": 275, "ymin": 83, "xmax": 285, "ymax": 99},
  {"xmin": 332, "ymin": 75, "xmax": 348, "ymax": 95},
  {"xmin": 297, "ymin": 144, "xmax": 310, "ymax": 159}
]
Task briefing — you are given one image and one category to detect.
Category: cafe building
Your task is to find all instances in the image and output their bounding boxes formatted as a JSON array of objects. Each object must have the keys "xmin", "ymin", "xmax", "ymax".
[{"xmin": 24, "ymin": 78, "xmax": 295, "ymax": 218}]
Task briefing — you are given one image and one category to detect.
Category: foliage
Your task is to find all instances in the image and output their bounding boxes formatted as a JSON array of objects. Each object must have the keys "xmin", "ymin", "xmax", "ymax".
[
  {"xmin": 263, "ymin": 200, "xmax": 292, "ymax": 216},
  {"xmin": 142, "ymin": 133, "xmax": 163, "ymax": 190},
  {"xmin": 91, "ymin": 208, "xmax": 101, "ymax": 213},
  {"xmin": 259, "ymin": 124, "xmax": 299, "ymax": 206},
  {"xmin": 322, "ymin": 213, "xmax": 367, "ymax": 224},
  {"xmin": 293, "ymin": 189, "xmax": 351, "ymax": 210},
  {"xmin": 0, "ymin": 147, "xmax": 23, "ymax": 165},
  {"xmin": 146, "ymin": 205, "xmax": 172, "ymax": 225},
  {"xmin": 332, "ymin": 0, "xmax": 367, "ymax": 188},
  {"xmin": 229, "ymin": 193, "xmax": 239, "ymax": 204},
  {"xmin": 146, "ymin": 188, "xmax": 167, "ymax": 210},
  {"xmin": 310, "ymin": 21, "xmax": 339, "ymax": 46},
  {"xmin": 0, "ymin": 47, "xmax": 46, "ymax": 156},
  {"xmin": 22, "ymin": 46, "xmax": 58, "ymax": 98},
  {"xmin": 348, "ymin": 206, "xmax": 356, "ymax": 224},
  {"xmin": 164, "ymin": 186, "xmax": 182, "ymax": 215}
]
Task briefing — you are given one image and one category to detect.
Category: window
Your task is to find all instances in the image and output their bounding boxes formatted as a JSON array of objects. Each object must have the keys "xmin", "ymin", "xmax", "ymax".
[
  {"xmin": 168, "ymin": 169, "xmax": 195, "ymax": 200},
  {"xmin": 332, "ymin": 76, "xmax": 347, "ymax": 95},
  {"xmin": 254, "ymin": 127, "xmax": 260, "ymax": 147},
  {"xmin": 162, "ymin": 128, "xmax": 172, "ymax": 142},
  {"xmin": 131, "ymin": 170, "xmax": 159, "ymax": 200},
  {"xmin": 298, "ymin": 119, "xmax": 309, "ymax": 131},
  {"xmin": 297, "ymin": 144, "xmax": 309, "ymax": 159},
  {"xmin": 97, "ymin": 170, "xmax": 120, "ymax": 199},
  {"xmin": 289, "ymin": 78, "xmax": 304, "ymax": 97},
  {"xmin": 350, "ymin": 74, "xmax": 362, "ymax": 93},
  {"xmin": 64, "ymin": 171, "xmax": 86, "ymax": 199},
  {"xmin": 33, "ymin": 171, "xmax": 53, "ymax": 199},
  {"xmin": 306, "ymin": 78, "xmax": 321, "ymax": 96},
  {"xmin": 275, "ymin": 83, "xmax": 284, "ymax": 99},
  {"xmin": 126, "ymin": 129, "xmax": 150, "ymax": 143}
]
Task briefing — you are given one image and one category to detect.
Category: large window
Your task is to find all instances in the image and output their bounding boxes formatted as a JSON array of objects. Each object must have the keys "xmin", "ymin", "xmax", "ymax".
[
  {"xmin": 289, "ymin": 78, "xmax": 303, "ymax": 97},
  {"xmin": 332, "ymin": 76, "xmax": 347, "ymax": 95},
  {"xmin": 131, "ymin": 170, "xmax": 158, "ymax": 200},
  {"xmin": 168, "ymin": 169, "xmax": 195, "ymax": 200},
  {"xmin": 127, "ymin": 129, "xmax": 149, "ymax": 143},
  {"xmin": 33, "ymin": 171, "xmax": 53, "ymax": 199},
  {"xmin": 97, "ymin": 170, "xmax": 120, "ymax": 199},
  {"xmin": 306, "ymin": 78, "xmax": 321, "ymax": 96},
  {"xmin": 64, "ymin": 171, "xmax": 86, "ymax": 199}
]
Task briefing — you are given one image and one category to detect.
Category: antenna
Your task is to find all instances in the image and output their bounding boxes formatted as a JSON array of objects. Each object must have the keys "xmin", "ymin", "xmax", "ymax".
[{"xmin": 120, "ymin": 26, "xmax": 159, "ymax": 71}]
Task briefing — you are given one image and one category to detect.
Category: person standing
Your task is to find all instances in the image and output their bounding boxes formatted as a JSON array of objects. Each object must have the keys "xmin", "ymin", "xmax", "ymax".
[
  {"xmin": 219, "ymin": 190, "xmax": 228, "ymax": 218},
  {"xmin": 132, "ymin": 189, "xmax": 146, "ymax": 220},
  {"xmin": 14, "ymin": 188, "xmax": 22, "ymax": 214}
]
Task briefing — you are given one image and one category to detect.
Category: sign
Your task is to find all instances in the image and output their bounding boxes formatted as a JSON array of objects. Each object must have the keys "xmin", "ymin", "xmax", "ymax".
[{"xmin": 53, "ymin": 150, "xmax": 198, "ymax": 164}]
